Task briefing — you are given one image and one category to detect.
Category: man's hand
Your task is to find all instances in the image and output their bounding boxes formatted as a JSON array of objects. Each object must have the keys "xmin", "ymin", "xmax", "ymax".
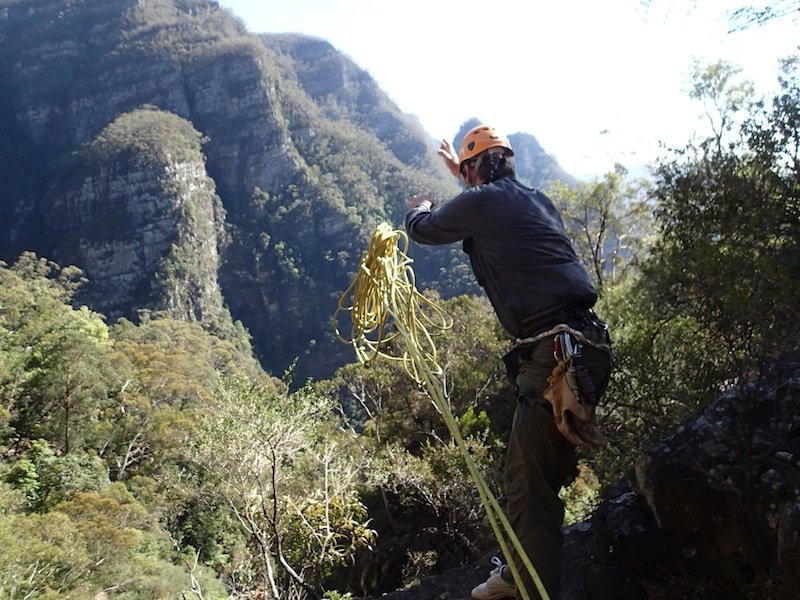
[
  {"xmin": 437, "ymin": 139, "xmax": 461, "ymax": 179},
  {"xmin": 409, "ymin": 194, "xmax": 434, "ymax": 211}
]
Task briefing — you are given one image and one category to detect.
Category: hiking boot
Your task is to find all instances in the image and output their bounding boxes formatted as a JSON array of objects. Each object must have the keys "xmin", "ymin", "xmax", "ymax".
[{"xmin": 471, "ymin": 556, "xmax": 516, "ymax": 600}]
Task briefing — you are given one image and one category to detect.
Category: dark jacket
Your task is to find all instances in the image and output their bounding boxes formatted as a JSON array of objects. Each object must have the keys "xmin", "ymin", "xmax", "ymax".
[{"xmin": 405, "ymin": 176, "xmax": 597, "ymax": 338}]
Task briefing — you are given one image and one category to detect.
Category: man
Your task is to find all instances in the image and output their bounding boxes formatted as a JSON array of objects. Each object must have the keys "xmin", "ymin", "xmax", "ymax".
[{"xmin": 405, "ymin": 125, "xmax": 612, "ymax": 600}]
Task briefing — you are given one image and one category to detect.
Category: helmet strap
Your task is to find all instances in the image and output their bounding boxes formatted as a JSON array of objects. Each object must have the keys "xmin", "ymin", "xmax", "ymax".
[{"xmin": 467, "ymin": 152, "xmax": 487, "ymax": 187}]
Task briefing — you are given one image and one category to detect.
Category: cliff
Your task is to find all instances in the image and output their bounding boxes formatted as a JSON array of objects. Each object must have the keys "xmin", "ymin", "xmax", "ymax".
[
  {"xmin": 0, "ymin": 0, "xmax": 573, "ymax": 382},
  {"xmin": 46, "ymin": 107, "xmax": 227, "ymax": 324}
]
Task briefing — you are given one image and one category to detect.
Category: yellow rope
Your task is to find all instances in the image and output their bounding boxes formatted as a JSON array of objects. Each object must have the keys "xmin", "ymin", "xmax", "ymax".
[
  {"xmin": 333, "ymin": 222, "xmax": 452, "ymax": 383},
  {"xmin": 334, "ymin": 222, "xmax": 549, "ymax": 600}
]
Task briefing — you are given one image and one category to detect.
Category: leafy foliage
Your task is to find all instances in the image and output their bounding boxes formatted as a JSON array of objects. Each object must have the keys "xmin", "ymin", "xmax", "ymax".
[
  {"xmin": 546, "ymin": 165, "xmax": 655, "ymax": 293},
  {"xmin": 0, "ymin": 254, "xmax": 115, "ymax": 453},
  {"xmin": 192, "ymin": 374, "xmax": 375, "ymax": 598},
  {"xmin": 589, "ymin": 59, "xmax": 800, "ymax": 491},
  {"xmin": 0, "ymin": 477, "xmax": 226, "ymax": 599},
  {"xmin": 0, "ymin": 0, "xmax": 798, "ymax": 597},
  {"xmin": 5, "ymin": 439, "xmax": 109, "ymax": 513},
  {"xmin": 88, "ymin": 106, "xmax": 208, "ymax": 169},
  {"xmin": 647, "ymin": 58, "xmax": 800, "ymax": 378}
]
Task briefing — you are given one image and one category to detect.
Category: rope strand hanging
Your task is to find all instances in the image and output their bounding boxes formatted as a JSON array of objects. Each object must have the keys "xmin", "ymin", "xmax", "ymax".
[{"xmin": 334, "ymin": 222, "xmax": 549, "ymax": 600}]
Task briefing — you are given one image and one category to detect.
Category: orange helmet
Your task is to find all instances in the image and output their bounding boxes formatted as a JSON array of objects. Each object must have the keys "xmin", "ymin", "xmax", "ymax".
[{"xmin": 458, "ymin": 125, "xmax": 514, "ymax": 170}]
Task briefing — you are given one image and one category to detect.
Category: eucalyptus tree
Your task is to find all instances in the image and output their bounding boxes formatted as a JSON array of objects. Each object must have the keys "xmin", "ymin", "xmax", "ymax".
[
  {"xmin": 0, "ymin": 254, "xmax": 116, "ymax": 454},
  {"xmin": 192, "ymin": 375, "xmax": 374, "ymax": 599},
  {"xmin": 590, "ymin": 58, "xmax": 800, "ymax": 488},
  {"xmin": 648, "ymin": 58, "xmax": 799, "ymax": 377},
  {"xmin": 546, "ymin": 166, "xmax": 655, "ymax": 295}
]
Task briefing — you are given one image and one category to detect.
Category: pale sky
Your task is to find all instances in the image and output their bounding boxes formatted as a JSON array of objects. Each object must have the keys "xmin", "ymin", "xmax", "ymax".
[{"xmin": 216, "ymin": 0, "xmax": 799, "ymax": 178}]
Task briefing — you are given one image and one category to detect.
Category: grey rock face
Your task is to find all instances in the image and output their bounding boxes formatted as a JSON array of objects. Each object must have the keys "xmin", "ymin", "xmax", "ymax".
[
  {"xmin": 576, "ymin": 350, "xmax": 800, "ymax": 599},
  {"xmin": 47, "ymin": 109, "xmax": 226, "ymax": 323}
]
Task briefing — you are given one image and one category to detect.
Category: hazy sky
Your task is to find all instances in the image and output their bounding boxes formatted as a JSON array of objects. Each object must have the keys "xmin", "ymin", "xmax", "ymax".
[{"xmin": 216, "ymin": 0, "xmax": 798, "ymax": 178}]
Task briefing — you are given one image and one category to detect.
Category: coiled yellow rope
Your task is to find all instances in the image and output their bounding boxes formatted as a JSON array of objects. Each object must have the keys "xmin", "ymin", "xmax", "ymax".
[
  {"xmin": 334, "ymin": 222, "xmax": 548, "ymax": 600},
  {"xmin": 333, "ymin": 222, "xmax": 453, "ymax": 383}
]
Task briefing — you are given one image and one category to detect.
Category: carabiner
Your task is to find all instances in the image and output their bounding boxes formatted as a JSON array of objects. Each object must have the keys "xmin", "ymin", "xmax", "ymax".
[{"xmin": 554, "ymin": 331, "xmax": 582, "ymax": 361}]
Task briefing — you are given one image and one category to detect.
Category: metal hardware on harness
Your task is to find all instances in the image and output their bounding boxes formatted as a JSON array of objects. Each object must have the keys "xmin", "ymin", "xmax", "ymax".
[{"xmin": 554, "ymin": 331, "xmax": 582, "ymax": 362}]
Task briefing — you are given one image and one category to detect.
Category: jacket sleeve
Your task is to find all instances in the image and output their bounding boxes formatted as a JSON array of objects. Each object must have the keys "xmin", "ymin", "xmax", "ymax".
[{"xmin": 405, "ymin": 189, "xmax": 484, "ymax": 245}]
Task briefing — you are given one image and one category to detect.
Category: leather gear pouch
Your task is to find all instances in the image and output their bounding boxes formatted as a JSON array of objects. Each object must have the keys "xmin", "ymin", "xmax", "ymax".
[{"xmin": 543, "ymin": 358, "xmax": 607, "ymax": 451}]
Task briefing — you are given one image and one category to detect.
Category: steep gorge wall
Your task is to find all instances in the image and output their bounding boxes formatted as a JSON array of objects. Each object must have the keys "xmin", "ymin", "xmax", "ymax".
[
  {"xmin": 0, "ymin": 0, "xmax": 450, "ymax": 380},
  {"xmin": 0, "ymin": 0, "xmax": 562, "ymax": 381},
  {"xmin": 46, "ymin": 108, "xmax": 227, "ymax": 324}
]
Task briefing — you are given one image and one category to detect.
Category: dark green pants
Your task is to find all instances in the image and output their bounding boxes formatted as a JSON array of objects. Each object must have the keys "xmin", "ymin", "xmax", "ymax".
[{"xmin": 504, "ymin": 322, "xmax": 611, "ymax": 600}]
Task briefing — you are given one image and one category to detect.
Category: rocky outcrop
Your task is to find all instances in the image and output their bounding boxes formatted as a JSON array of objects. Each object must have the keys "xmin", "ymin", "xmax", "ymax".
[
  {"xmin": 47, "ymin": 107, "xmax": 227, "ymax": 324},
  {"xmin": 578, "ymin": 350, "xmax": 800, "ymax": 599}
]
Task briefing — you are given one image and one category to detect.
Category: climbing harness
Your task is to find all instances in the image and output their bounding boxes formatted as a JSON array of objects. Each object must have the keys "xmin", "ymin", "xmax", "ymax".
[
  {"xmin": 335, "ymin": 222, "xmax": 549, "ymax": 600},
  {"xmin": 514, "ymin": 323, "xmax": 611, "ymax": 355}
]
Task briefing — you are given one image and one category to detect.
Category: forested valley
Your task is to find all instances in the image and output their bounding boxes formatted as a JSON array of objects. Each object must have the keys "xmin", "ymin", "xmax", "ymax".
[
  {"xmin": 1, "ymin": 50, "xmax": 799, "ymax": 598},
  {"xmin": 0, "ymin": 0, "xmax": 798, "ymax": 596}
]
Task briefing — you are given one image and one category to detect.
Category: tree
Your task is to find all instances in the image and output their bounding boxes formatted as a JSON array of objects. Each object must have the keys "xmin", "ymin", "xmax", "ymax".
[
  {"xmin": 0, "ymin": 255, "xmax": 116, "ymax": 454},
  {"xmin": 686, "ymin": 59, "xmax": 755, "ymax": 154},
  {"xmin": 647, "ymin": 58, "xmax": 800, "ymax": 377},
  {"xmin": 4, "ymin": 439, "xmax": 109, "ymax": 513},
  {"xmin": 727, "ymin": 1, "xmax": 800, "ymax": 29},
  {"xmin": 590, "ymin": 58, "xmax": 800, "ymax": 489},
  {"xmin": 192, "ymin": 375, "xmax": 375, "ymax": 599},
  {"xmin": 546, "ymin": 166, "xmax": 655, "ymax": 293},
  {"xmin": 0, "ymin": 478, "xmax": 217, "ymax": 599},
  {"xmin": 0, "ymin": 508, "xmax": 90, "ymax": 598},
  {"xmin": 23, "ymin": 306, "xmax": 115, "ymax": 453}
]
